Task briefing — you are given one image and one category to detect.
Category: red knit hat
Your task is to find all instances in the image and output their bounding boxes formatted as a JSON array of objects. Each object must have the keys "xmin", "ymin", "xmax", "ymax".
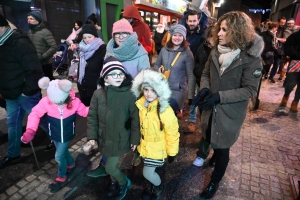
[
  {"xmin": 112, "ymin": 19, "xmax": 133, "ymax": 37},
  {"xmin": 123, "ymin": 5, "xmax": 141, "ymax": 21}
]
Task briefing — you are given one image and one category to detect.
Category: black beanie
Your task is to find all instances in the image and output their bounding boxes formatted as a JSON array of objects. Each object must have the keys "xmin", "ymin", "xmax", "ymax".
[
  {"xmin": 0, "ymin": 14, "xmax": 8, "ymax": 27},
  {"xmin": 27, "ymin": 11, "xmax": 42, "ymax": 24},
  {"xmin": 86, "ymin": 13, "xmax": 97, "ymax": 24},
  {"xmin": 81, "ymin": 24, "xmax": 98, "ymax": 37}
]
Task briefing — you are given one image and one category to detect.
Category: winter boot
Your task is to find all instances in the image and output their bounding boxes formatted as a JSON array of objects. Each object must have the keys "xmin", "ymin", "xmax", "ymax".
[
  {"xmin": 114, "ymin": 177, "xmax": 131, "ymax": 200},
  {"xmin": 86, "ymin": 164, "xmax": 107, "ymax": 178},
  {"xmin": 151, "ymin": 183, "xmax": 165, "ymax": 200},
  {"xmin": 200, "ymin": 182, "xmax": 219, "ymax": 199},
  {"xmin": 107, "ymin": 181, "xmax": 119, "ymax": 197},
  {"xmin": 279, "ymin": 96, "xmax": 289, "ymax": 107},
  {"xmin": 290, "ymin": 101, "xmax": 299, "ymax": 112},
  {"xmin": 142, "ymin": 181, "xmax": 153, "ymax": 200}
]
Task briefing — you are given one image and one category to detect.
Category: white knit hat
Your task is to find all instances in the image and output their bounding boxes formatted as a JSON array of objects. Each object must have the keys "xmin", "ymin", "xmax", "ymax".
[
  {"xmin": 38, "ymin": 77, "xmax": 72, "ymax": 104},
  {"xmin": 287, "ymin": 18, "xmax": 295, "ymax": 24}
]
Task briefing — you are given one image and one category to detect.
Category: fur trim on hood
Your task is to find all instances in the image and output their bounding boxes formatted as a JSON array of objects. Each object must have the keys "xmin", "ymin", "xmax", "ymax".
[
  {"xmin": 247, "ymin": 33, "xmax": 264, "ymax": 58},
  {"xmin": 131, "ymin": 70, "xmax": 171, "ymax": 113}
]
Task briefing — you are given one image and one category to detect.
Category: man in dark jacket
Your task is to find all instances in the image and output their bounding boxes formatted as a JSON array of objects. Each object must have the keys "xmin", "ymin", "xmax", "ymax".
[
  {"xmin": 0, "ymin": 14, "xmax": 45, "ymax": 169},
  {"xmin": 27, "ymin": 11, "xmax": 57, "ymax": 81}
]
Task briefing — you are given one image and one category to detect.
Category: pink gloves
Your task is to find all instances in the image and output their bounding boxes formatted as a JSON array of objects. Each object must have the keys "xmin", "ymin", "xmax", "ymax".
[{"xmin": 21, "ymin": 129, "xmax": 36, "ymax": 144}]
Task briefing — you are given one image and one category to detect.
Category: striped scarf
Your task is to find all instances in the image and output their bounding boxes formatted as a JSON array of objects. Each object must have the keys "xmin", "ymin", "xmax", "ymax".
[{"xmin": 0, "ymin": 26, "xmax": 15, "ymax": 46}]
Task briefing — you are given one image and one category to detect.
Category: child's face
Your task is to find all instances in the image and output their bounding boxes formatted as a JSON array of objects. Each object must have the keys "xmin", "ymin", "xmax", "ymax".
[
  {"xmin": 104, "ymin": 69, "xmax": 125, "ymax": 87},
  {"xmin": 143, "ymin": 86, "xmax": 158, "ymax": 102}
]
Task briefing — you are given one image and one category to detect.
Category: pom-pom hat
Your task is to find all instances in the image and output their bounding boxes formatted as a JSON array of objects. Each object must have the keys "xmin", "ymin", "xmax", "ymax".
[
  {"xmin": 100, "ymin": 57, "xmax": 126, "ymax": 78},
  {"xmin": 38, "ymin": 77, "xmax": 72, "ymax": 104}
]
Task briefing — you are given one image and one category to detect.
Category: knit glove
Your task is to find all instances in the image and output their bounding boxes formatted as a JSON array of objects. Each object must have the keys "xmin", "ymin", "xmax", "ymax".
[
  {"xmin": 199, "ymin": 93, "xmax": 220, "ymax": 111},
  {"xmin": 168, "ymin": 156, "xmax": 176, "ymax": 164},
  {"xmin": 192, "ymin": 88, "xmax": 210, "ymax": 106},
  {"xmin": 21, "ymin": 129, "xmax": 36, "ymax": 144}
]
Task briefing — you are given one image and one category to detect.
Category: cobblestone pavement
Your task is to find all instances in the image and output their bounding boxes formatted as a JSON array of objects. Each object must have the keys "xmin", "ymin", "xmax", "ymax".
[{"xmin": 0, "ymin": 74, "xmax": 300, "ymax": 200}]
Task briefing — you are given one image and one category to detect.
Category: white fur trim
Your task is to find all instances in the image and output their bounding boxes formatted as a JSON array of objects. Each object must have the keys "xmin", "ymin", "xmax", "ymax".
[
  {"xmin": 131, "ymin": 70, "xmax": 172, "ymax": 113},
  {"xmin": 38, "ymin": 77, "xmax": 50, "ymax": 89}
]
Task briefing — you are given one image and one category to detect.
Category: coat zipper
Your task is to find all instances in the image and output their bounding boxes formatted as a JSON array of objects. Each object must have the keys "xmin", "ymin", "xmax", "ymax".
[{"xmin": 58, "ymin": 107, "xmax": 64, "ymax": 143}]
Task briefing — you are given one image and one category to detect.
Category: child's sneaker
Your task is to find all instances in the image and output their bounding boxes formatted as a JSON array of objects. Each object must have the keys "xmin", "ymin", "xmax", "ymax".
[
  {"xmin": 49, "ymin": 176, "xmax": 67, "ymax": 192},
  {"xmin": 114, "ymin": 177, "xmax": 131, "ymax": 200},
  {"xmin": 193, "ymin": 157, "xmax": 205, "ymax": 167},
  {"xmin": 67, "ymin": 163, "xmax": 75, "ymax": 174}
]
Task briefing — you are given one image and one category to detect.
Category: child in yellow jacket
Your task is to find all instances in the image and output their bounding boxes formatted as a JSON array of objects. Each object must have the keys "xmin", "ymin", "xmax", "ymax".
[{"xmin": 131, "ymin": 70, "xmax": 180, "ymax": 200}]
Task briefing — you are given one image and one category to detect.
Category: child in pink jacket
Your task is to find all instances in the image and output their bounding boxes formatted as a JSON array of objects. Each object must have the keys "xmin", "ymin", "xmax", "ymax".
[{"xmin": 21, "ymin": 77, "xmax": 89, "ymax": 192}]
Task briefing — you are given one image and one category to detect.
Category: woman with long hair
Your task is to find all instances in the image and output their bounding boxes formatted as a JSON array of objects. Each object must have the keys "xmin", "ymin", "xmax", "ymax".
[
  {"xmin": 154, "ymin": 24, "xmax": 195, "ymax": 117},
  {"xmin": 193, "ymin": 11, "xmax": 264, "ymax": 199}
]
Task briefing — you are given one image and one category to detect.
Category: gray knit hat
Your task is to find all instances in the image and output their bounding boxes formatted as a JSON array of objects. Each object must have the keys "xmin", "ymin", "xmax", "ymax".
[
  {"xmin": 27, "ymin": 11, "xmax": 42, "ymax": 24},
  {"xmin": 169, "ymin": 24, "xmax": 187, "ymax": 39}
]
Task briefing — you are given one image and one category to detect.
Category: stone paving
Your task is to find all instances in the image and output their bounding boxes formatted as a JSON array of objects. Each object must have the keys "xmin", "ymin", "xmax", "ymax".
[{"xmin": 0, "ymin": 75, "xmax": 300, "ymax": 200}]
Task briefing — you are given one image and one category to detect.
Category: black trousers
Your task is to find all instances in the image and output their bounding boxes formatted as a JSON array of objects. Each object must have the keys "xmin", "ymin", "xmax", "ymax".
[
  {"xmin": 262, "ymin": 64, "xmax": 272, "ymax": 77},
  {"xmin": 197, "ymin": 114, "xmax": 230, "ymax": 184},
  {"xmin": 42, "ymin": 63, "xmax": 55, "ymax": 81},
  {"xmin": 284, "ymin": 72, "xmax": 300, "ymax": 101},
  {"xmin": 77, "ymin": 83, "xmax": 96, "ymax": 107}
]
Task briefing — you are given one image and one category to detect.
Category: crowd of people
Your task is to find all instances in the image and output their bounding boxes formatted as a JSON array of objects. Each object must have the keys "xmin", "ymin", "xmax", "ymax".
[{"xmin": 0, "ymin": 3, "xmax": 299, "ymax": 200}]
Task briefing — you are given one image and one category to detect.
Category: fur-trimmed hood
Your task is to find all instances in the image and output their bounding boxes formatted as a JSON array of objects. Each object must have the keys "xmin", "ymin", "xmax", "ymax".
[
  {"xmin": 131, "ymin": 70, "xmax": 171, "ymax": 113},
  {"xmin": 247, "ymin": 33, "xmax": 264, "ymax": 58}
]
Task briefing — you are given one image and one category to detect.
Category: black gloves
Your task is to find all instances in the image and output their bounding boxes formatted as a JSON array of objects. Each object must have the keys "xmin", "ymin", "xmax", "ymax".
[
  {"xmin": 168, "ymin": 156, "xmax": 176, "ymax": 164},
  {"xmin": 188, "ymin": 99, "xmax": 193, "ymax": 106},
  {"xmin": 199, "ymin": 93, "xmax": 220, "ymax": 111},
  {"xmin": 192, "ymin": 88, "xmax": 210, "ymax": 106}
]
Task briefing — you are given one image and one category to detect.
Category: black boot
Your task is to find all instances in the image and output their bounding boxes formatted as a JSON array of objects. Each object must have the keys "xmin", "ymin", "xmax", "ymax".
[
  {"xmin": 107, "ymin": 181, "xmax": 119, "ymax": 197},
  {"xmin": 114, "ymin": 177, "xmax": 131, "ymax": 200},
  {"xmin": 142, "ymin": 181, "xmax": 153, "ymax": 200},
  {"xmin": 200, "ymin": 182, "xmax": 219, "ymax": 199},
  {"xmin": 151, "ymin": 183, "xmax": 165, "ymax": 200}
]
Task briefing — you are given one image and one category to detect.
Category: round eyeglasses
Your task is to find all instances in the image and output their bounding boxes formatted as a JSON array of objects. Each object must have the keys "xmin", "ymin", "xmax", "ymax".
[
  {"xmin": 106, "ymin": 73, "xmax": 125, "ymax": 79},
  {"xmin": 114, "ymin": 32, "xmax": 130, "ymax": 38}
]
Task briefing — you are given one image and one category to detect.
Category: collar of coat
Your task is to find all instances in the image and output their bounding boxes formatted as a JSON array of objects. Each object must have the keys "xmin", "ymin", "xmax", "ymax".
[
  {"xmin": 210, "ymin": 33, "xmax": 264, "ymax": 76},
  {"xmin": 136, "ymin": 96, "xmax": 160, "ymax": 113}
]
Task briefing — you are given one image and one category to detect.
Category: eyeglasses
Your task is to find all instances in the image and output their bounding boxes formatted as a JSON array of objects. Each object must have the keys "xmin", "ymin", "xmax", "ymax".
[
  {"xmin": 114, "ymin": 32, "xmax": 130, "ymax": 38},
  {"xmin": 106, "ymin": 73, "xmax": 125, "ymax": 79}
]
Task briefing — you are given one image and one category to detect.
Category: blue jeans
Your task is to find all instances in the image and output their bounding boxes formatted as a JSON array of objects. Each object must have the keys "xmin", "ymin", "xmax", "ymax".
[
  {"xmin": 189, "ymin": 84, "xmax": 198, "ymax": 123},
  {"xmin": 53, "ymin": 140, "xmax": 74, "ymax": 178},
  {"xmin": 269, "ymin": 56, "xmax": 281, "ymax": 79},
  {"xmin": 5, "ymin": 92, "xmax": 47, "ymax": 157}
]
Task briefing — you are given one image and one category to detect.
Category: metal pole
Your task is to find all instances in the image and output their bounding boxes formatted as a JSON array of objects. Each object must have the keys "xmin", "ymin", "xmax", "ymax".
[{"xmin": 30, "ymin": 141, "xmax": 40, "ymax": 169}]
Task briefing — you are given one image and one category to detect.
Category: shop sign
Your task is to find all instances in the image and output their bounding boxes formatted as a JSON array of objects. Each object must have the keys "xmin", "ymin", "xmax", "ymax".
[{"xmin": 135, "ymin": 0, "xmax": 187, "ymax": 14}]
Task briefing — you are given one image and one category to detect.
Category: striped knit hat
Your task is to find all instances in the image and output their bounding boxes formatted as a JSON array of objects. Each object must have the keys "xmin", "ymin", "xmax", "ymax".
[{"xmin": 100, "ymin": 57, "xmax": 126, "ymax": 78}]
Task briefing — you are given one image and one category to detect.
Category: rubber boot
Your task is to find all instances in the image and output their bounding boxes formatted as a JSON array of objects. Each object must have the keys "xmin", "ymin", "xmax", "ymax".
[
  {"xmin": 151, "ymin": 183, "xmax": 165, "ymax": 200},
  {"xmin": 279, "ymin": 96, "xmax": 289, "ymax": 107},
  {"xmin": 290, "ymin": 101, "xmax": 299, "ymax": 113},
  {"xmin": 142, "ymin": 181, "xmax": 153, "ymax": 200},
  {"xmin": 86, "ymin": 164, "xmax": 107, "ymax": 178}
]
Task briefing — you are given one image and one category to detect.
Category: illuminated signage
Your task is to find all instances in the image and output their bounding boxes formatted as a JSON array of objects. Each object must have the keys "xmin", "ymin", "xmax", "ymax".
[{"xmin": 135, "ymin": 0, "xmax": 187, "ymax": 14}]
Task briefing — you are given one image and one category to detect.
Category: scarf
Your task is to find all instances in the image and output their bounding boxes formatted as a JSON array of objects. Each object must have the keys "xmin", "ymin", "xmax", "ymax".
[
  {"xmin": 105, "ymin": 33, "xmax": 140, "ymax": 61},
  {"xmin": 78, "ymin": 38, "xmax": 104, "ymax": 84},
  {"xmin": 0, "ymin": 26, "xmax": 15, "ymax": 46},
  {"xmin": 218, "ymin": 45, "xmax": 241, "ymax": 75},
  {"xmin": 268, "ymin": 30, "xmax": 278, "ymax": 50}
]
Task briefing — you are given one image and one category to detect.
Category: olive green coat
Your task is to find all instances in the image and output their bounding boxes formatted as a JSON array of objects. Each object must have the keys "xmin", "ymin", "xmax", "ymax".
[
  {"xmin": 200, "ymin": 34, "xmax": 264, "ymax": 149},
  {"xmin": 87, "ymin": 79, "xmax": 140, "ymax": 157}
]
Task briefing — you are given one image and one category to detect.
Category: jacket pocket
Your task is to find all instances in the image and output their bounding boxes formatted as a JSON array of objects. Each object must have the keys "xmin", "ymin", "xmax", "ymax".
[{"xmin": 218, "ymin": 104, "xmax": 241, "ymax": 120}]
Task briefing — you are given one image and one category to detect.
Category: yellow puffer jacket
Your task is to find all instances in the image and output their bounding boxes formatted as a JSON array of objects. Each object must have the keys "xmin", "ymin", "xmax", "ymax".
[{"xmin": 136, "ymin": 96, "xmax": 180, "ymax": 160}]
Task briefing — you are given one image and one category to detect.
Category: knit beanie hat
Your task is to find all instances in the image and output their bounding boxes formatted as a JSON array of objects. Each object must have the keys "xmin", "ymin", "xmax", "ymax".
[
  {"xmin": 86, "ymin": 13, "xmax": 97, "ymax": 24},
  {"xmin": 287, "ymin": 18, "xmax": 295, "ymax": 24},
  {"xmin": 112, "ymin": 19, "xmax": 133, "ymax": 37},
  {"xmin": 81, "ymin": 24, "xmax": 98, "ymax": 37},
  {"xmin": 100, "ymin": 57, "xmax": 126, "ymax": 78},
  {"xmin": 123, "ymin": 5, "xmax": 142, "ymax": 21},
  {"xmin": 169, "ymin": 24, "xmax": 187, "ymax": 39},
  {"xmin": 0, "ymin": 14, "xmax": 8, "ymax": 26},
  {"xmin": 38, "ymin": 77, "xmax": 72, "ymax": 104},
  {"xmin": 27, "ymin": 11, "xmax": 42, "ymax": 24}
]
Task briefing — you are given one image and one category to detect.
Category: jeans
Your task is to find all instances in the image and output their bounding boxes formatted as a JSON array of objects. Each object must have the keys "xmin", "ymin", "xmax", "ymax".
[
  {"xmin": 284, "ymin": 72, "xmax": 300, "ymax": 101},
  {"xmin": 269, "ymin": 56, "xmax": 281, "ymax": 79},
  {"xmin": 5, "ymin": 92, "xmax": 47, "ymax": 157},
  {"xmin": 53, "ymin": 140, "xmax": 74, "ymax": 178},
  {"xmin": 189, "ymin": 84, "xmax": 198, "ymax": 123}
]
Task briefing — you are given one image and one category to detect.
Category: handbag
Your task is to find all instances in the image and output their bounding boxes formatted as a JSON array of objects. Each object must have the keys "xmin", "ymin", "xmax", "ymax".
[{"xmin": 159, "ymin": 52, "xmax": 181, "ymax": 79}]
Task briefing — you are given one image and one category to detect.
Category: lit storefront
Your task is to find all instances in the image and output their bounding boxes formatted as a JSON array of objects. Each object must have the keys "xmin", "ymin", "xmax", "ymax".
[{"xmin": 134, "ymin": 0, "xmax": 187, "ymax": 31}]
